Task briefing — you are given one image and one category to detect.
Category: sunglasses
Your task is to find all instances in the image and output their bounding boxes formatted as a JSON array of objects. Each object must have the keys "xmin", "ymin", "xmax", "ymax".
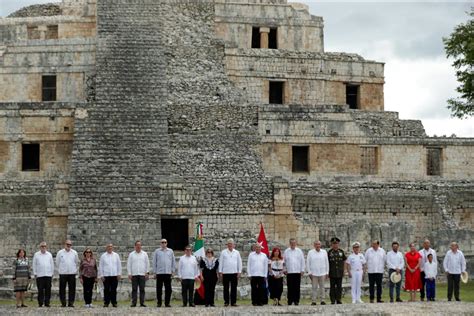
[{"xmin": 40, "ymin": 245, "xmax": 46, "ymax": 248}]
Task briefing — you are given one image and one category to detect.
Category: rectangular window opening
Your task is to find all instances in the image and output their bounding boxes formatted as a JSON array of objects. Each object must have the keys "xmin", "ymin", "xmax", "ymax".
[
  {"xmin": 160, "ymin": 218, "xmax": 189, "ymax": 251},
  {"xmin": 251, "ymin": 27, "xmax": 261, "ymax": 48},
  {"xmin": 27, "ymin": 26, "xmax": 40, "ymax": 40},
  {"xmin": 360, "ymin": 146, "xmax": 378, "ymax": 175},
  {"xmin": 269, "ymin": 81, "xmax": 284, "ymax": 104},
  {"xmin": 346, "ymin": 84, "xmax": 359, "ymax": 109},
  {"xmin": 269, "ymin": 28, "xmax": 278, "ymax": 49},
  {"xmin": 22, "ymin": 143, "xmax": 40, "ymax": 171},
  {"xmin": 427, "ymin": 147, "xmax": 442, "ymax": 176},
  {"xmin": 42, "ymin": 75, "xmax": 57, "ymax": 101},
  {"xmin": 46, "ymin": 25, "xmax": 58, "ymax": 39},
  {"xmin": 292, "ymin": 146, "xmax": 309, "ymax": 173}
]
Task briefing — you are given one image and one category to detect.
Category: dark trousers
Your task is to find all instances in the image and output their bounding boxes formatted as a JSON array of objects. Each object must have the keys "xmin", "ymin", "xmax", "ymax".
[
  {"xmin": 59, "ymin": 274, "xmax": 76, "ymax": 306},
  {"xmin": 156, "ymin": 274, "xmax": 172, "ymax": 306},
  {"xmin": 250, "ymin": 276, "xmax": 266, "ymax": 305},
  {"xmin": 447, "ymin": 273, "xmax": 461, "ymax": 301},
  {"xmin": 268, "ymin": 276, "xmax": 283, "ymax": 300},
  {"xmin": 82, "ymin": 276, "xmax": 95, "ymax": 305},
  {"xmin": 203, "ymin": 277, "xmax": 217, "ymax": 306},
  {"xmin": 286, "ymin": 273, "xmax": 301, "ymax": 305},
  {"xmin": 388, "ymin": 269, "xmax": 402, "ymax": 300},
  {"xmin": 103, "ymin": 276, "xmax": 118, "ymax": 305},
  {"xmin": 420, "ymin": 271, "xmax": 426, "ymax": 299},
  {"xmin": 426, "ymin": 278, "xmax": 436, "ymax": 301},
  {"xmin": 222, "ymin": 273, "xmax": 238, "ymax": 305},
  {"xmin": 368, "ymin": 273, "xmax": 383, "ymax": 301},
  {"xmin": 181, "ymin": 279, "xmax": 194, "ymax": 306},
  {"xmin": 36, "ymin": 276, "xmax": 52, "ymax": 307},
  {"xmin": 131, "ymin": 275, "xmax": 146, "ymax": 305},
  {"xmin": 329, "ymin": 277, "xmax": 342, "ymax": 303}
]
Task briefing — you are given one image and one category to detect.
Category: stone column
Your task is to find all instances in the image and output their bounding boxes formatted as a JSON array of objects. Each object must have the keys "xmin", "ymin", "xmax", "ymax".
[{"xmin": 259, "ymin": 27, "xmax": 270, "ymax": 49}]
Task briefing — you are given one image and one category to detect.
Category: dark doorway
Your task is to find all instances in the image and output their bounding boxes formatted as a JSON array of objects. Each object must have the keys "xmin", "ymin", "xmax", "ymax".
[
  {"xmin": 427, "ymin": 148, "xmax": 442, "ymax": 176},
  {"xmin": 160, "ymin": 218, "xmax": 189, "ymax": 251},
  {"xmin": 251, "ymin": 27, "xmax": 261, "ymax": 48},
  {"xmin": 22, "ymin": 143, "xmax": 40, "ymax": 171},
  {"xmin": 346, "ymin": 84, "xmax": 359, "ymax": 109},
  {"xmin": 269, "ymin": 28, "xmax": 278, "ymax": 49},
  {"xmin": 42, "ymin": 75, "xmax": 57, "ymax": 101},
  {"xmin": 269, "ymin": 81, "xmax": 284, "ymax": 104},
  {"xmin": 292, "ymin": 146, "xmax": 309, "ymax": 173}
]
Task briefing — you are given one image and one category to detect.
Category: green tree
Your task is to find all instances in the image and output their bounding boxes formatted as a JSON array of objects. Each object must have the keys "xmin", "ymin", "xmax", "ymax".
[{"xmin": 443, "ymin": 7, "xmax": 474, "ymax": 118}]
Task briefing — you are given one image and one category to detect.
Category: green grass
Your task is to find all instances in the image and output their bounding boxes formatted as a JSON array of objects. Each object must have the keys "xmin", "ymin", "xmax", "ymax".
[{"xmin": 0, "ymin": 282, "xmax": 473, "ymax": 307}]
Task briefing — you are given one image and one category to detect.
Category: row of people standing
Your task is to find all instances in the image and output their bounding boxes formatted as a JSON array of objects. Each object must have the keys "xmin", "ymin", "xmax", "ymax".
[{"xmin": 12, "ymin": 237, "xmax": 468, "ymax": 308}]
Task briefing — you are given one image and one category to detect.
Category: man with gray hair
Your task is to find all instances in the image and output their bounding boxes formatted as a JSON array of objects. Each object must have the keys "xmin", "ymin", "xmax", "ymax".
[
  {"xmin": 307, "ymin": 240, "xmax": 329, "ymax": 305},
  {"xmin": 247, "ymin": 243, "xmax": 268, "ymax": 306},
  {"xmin": 152, "ymin": 238, "xmax": 175, "ymax": 307},
  {"xmin": 443, "ymin": 242, "xmax": 467, "ymax": 302},
  {"xmin": 56, "ymin": 239, "xmax": 80, "ymax": 307},
  {"xmin": 284, "ymin": 238, "xmax": 305, "ymax": 305},
  {"xmin": 32, "ymin": 242, "xmax": 54, "ymax": 307},
  {"xmin": 419, "ymin": 239, "xmax": 437, "ymax": 301},
  {"xmin": 219, "ymin": 238, "xmax": 242, "ymax": 307}
]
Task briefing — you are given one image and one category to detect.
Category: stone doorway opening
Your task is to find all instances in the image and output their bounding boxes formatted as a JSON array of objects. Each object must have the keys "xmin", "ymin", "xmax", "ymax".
[{"xmin": 160, "ymin": 218, "xmax": 189, "ymax": 251}]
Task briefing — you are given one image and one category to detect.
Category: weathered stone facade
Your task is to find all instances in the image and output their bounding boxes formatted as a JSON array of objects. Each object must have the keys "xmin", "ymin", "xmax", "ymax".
[{"xmin": 0, "ymin": 0, "xmax": 473, "ymax": 277}]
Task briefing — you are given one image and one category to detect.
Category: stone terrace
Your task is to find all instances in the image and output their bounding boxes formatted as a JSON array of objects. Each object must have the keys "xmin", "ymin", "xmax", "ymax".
[{"xmin": 0, "ymin": 302, "xmax": 473, "ymax": 315}]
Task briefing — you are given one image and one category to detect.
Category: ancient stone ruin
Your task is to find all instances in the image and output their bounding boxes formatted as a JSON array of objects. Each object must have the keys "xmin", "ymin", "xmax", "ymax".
[{"xmin": 0, "ymin": 0, "xmax": 473, "ymax": 275}]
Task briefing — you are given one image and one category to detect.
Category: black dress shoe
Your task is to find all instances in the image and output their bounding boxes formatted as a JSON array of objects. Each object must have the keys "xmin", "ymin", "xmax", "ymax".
[
  {"xmin": 68, "ymin": 304, "xmax": 74, "ymax": 308},
  {"xmin": 190, "ymin": 304, "xmax": 195, "ymax": 307},
  {"xmin": 130, "ymin": 304, "xmax": 136, "ymax": 307},
  {"xmin": 140, "ymin": 304, "xmax": 147, "ymax": 307},
  {"xmin": 396, "ymin": 298, "xmax": 403, "ymax": 302},
  {"xmin": 336, "ymin": 301, "xmax": 342, "ymax": 304},
  {"xmin": 182, "ymin": 304, "xmax": 187, "ymax": 307},
  {"xmin": 231, "ymin": 304, "xmax": 238, "ymax": 307},
  {"xmin": 44, "ymin": 305, "xmax": 50, "ymax": 308},
  {"xmin": 320, "ymin": 301, "xmax": 326, "ymax": 305},
  {"xmin": 103, "ymin": 304, "xmax": 109, "ymax": 307},
  {"xmin": 377, "ymin": 300, "xmax": 384, "ymax": 303},
  {"xmin": 224, "ymin": 303, "xmax": 229, "ymax": 307},
  {"xmin": 165, "ymin": 304, "xmax": 171, "ymax": 307},
  {"xmin": 112, "ymin": 304, "xmax": 118, "ymax": 307},
  {"xmin": 311, "ymin": 302, "xmax": 317, "ymax": 305}
]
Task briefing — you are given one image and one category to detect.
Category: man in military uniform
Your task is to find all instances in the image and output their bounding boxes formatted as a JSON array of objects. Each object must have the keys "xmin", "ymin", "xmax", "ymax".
[{"xmin": 327, "ymin": 237, "xmax": 346, "ymax": 304}]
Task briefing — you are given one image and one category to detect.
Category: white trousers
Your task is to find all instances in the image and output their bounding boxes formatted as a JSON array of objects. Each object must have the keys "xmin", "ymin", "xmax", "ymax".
[
  {"xmin": 351, "ymin": 270, "xmax": 363, "ymax": 302},
  {"xmin": 311, "ymin": 275, "xmax": 325, "ymax": 302}
]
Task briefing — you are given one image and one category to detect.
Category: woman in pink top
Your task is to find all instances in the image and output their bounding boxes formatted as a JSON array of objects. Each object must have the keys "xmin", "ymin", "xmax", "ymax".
[{"xmin": 79, "ymin": 248, "xmax": 98, "ymax": 307}]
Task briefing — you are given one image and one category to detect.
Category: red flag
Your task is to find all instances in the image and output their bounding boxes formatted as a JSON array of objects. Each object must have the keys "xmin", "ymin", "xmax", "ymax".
[
  {"xmin": 196, "ymin": 280, "xmax": 205, "ymax": 299},
  {"xmin": 257, "ymin": 223, "xmax": 269, "ymax": 257}
]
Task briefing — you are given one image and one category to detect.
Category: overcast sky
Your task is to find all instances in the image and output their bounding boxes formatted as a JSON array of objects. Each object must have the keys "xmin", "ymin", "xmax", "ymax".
[{"xmin": 1, "ymin": 0, "xmax": 473, "ymax": 137}]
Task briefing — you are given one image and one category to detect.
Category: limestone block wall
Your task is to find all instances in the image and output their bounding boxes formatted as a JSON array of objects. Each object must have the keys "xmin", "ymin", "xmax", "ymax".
[
  {"xmin": 0, "ymin": 14, "xmax": 96, "ymax": 102},
  {"xmin": 224, "ymin": 49, "xmax": 384, "ymax": 108},
  {"xmin": 215, "ymin": 0, "xmax": 323, "ymax": 51},
  {"xmin": 67, "ymin": 0, "xmax": 169, "ymax": 251},
  {"xmin": 0, "ymin": 102, "xmax": 75, "ymax": 179}
]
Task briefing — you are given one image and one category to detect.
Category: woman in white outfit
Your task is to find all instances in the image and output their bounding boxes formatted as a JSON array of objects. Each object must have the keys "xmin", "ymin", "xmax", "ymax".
[{"xmin": 345, "ymin": 242, "xmax": 366, "ymax": 304}]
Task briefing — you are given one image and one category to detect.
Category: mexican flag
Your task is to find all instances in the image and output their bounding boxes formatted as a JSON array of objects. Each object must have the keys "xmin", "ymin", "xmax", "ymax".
[
  {"xmin": 193, "ymin": 222, "xmax": 205, "ymax": 258},
  {"xmin": 193, "ymin": 222, "xmax": 205, "ymax": 301}
]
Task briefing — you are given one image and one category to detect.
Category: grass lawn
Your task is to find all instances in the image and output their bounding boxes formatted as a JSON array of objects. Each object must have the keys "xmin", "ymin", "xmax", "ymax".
[{"xmin": 0, "ymin": 282, "xmax": 472, "ymax": 307}]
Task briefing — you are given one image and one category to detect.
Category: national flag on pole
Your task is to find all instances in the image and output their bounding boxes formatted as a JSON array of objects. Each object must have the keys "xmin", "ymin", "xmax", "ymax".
[
  {"xmin": 257, "ymin": 222, "xmax": 269, "ymax": 257},
  {"xmin": 193, "ymin": 222, "xmax": 205, "ymax": 258},
  {"xmin": 193, "ymin": 222, "xmax": 205, "ymax": 300}
]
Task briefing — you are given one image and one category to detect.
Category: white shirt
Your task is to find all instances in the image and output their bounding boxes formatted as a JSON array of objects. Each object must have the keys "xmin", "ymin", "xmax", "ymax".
[
  {"xmin": 346, "ymin": 253, "xmax": 366, "ymax": 271},
  {"xmin": 306, "ymin": 249, "xmax": 329, "ymax": 276},
  {"xmin": 365, "ymin": 247, "xmax": 386, "ymax": 274},
  {"xmin": 269, "ymin": 259, "xmax": 284, "ymax": 278},
  {"xmin": 247, "ymin": 252, "xmax": 268, "ymax": 277},
  {"xmin": 127, "ymin": 250, "xmax": 149, "ymax": 276},
  {"xmin": 443, "ymin": 250, "xmax": 466, "ymax": 274},
  {"xmin": 98, "ymin": 252, "xmax": 122, "ymax": 277},
  {"xmin": 386, "ymin": 250, "xmax": 405, "ymax": 270},
  {"xmin": 178, "ymin": 255, "xmax": 199, "ymax": 280},
  {"xmin": 419, "ymin": 248, "xmax": 437, "ymax": 271},
  {"xmin": 33, "ymin": 251, "xmax": 54, "ymax": 277},
  {"xmin": 424, "ymin": 261, "xmax": 438, "ymax": 279},
  {"xmin": 56, "ymin": 249, "xmax": 79, "ymax": 275},
  {"xmin": 218, "ymin": 249, "xmax": 242, "ymax": 274},
  {"xmin": 283, "ymin": 247, "xmax": 305, "ymax": 274},
  {"xmin": 152, "ymin": 248, "xmax": 176, "ymax": 275}
]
